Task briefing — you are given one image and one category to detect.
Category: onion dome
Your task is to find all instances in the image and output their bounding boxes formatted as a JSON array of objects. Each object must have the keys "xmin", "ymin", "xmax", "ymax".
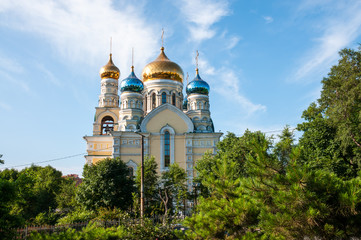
[
  {"xmin": 120, "ymin": 66, "xmax": 144, "ymax": 93},
  {"xmin": 99, "ymin": 54, "xmax": 120, "ymax": 79},
  {"xmin": 186, "ymin": 69, "xmax": 210, "ymax": 95},
  {"xmin": 182, "ymin": 97, "xmax": 188, "ymax": 110},
  {"xmin": 142, "ymin": 47, "xmax": 184, "ymax": 82}
]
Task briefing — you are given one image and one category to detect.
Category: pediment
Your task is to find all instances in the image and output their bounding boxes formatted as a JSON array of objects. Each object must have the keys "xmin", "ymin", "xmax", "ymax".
[{"xmin": 140, "ymin": 104, "xmax": 194, "ymax": 133}]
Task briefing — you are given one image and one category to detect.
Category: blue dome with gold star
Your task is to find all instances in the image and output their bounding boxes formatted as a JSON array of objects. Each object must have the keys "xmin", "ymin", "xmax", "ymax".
[
  {"xmin": 120, "ymin": 67, "xmax": 144, "ymax": 93},
  {"xmin": 186, "ymin": 70, "xmax": 210, "ymax": 95}
]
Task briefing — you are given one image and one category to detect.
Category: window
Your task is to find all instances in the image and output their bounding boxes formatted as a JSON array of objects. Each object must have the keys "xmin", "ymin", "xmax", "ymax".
[
  {"xmin": 101, "ymin": 116, "xmax": 114, "ymax": 135},
  {"xmin": 162, "ymin": 92, "xmax": 167, "ymax": 104},
  {"xmin": 128, "ymin": 167, "xmax": 134, "ymax": 177},
  {"xmin": 172, "ymin": 93, "xmax": 176, "ymax": 106},
  {"xmin": 164, "ymin": 131, "xmax": 170, "ymax": 167},
  {"xmin": 152, "ymin": 93, "xmax": 156, "ymax": 109}
]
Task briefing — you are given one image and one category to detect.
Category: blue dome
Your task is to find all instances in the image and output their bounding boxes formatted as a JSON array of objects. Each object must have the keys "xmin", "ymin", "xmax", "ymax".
[
  {"xmin": 120, "ymin": 67, "xmax": 144, "ymax": 93},
  {"xmin": 186, "ymin": 71, "xmax": 210, "ymax": 95}
]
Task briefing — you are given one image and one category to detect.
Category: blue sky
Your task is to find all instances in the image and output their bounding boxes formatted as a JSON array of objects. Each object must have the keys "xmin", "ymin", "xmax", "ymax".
[{"xmin": 1, "ymin": 0, "xmax": 361, "ymax": 176}]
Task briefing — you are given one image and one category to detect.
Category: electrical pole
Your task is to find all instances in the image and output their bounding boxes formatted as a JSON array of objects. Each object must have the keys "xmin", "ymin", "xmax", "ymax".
[
  {"xmin": 134, "ymin": 131, "xmax": 145, "ymax": 225},
  {"xmin": 140, "ymin": 134, "xmax": 144, "ymax": 225}
]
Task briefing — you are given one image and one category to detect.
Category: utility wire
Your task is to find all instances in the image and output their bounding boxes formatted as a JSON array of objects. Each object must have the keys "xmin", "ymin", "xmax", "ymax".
[
  {"xmin": 1, "ymin": 127, "xmax": 300, "ymax": 170},
  {"xmin": 0, "ymin": 146, "xmax": 113, "ymax": 170},
  {"xmin": 264, "ymin": 127, "xmax": 297, "ymax": 134}
]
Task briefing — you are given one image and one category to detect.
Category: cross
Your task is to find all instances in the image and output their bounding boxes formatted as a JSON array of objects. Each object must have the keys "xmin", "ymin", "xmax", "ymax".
[
  {"xmin": 196, "ymin": 50, "xmax": 199, "ymax": 70},
  {"xmin": 161, "ymin": 28, "xmax": 164, "ymax": 48},
  {"xmin": 132, "ymin": 47, "xmax": 134, "ymax": 68},
  {"xmin": 110, "ymin": 37, "xmax": 112, "ymax": 54}
]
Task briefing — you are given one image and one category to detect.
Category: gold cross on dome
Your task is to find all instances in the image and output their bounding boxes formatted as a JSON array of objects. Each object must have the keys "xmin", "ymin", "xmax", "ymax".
[
  {"xmin": 161, "ymin": 28, "xmax": 164, "ymax": 48},
  {"xmin": 196, "ymin": 50, "xmax": 199, "ymax": 70},
  {"xmin": 110, "ymin": 37, "xmax": 112, "ymax": 54},
  {"xmin": 132, "ymin": 47, "xmax": 134, "ymax": 67}
]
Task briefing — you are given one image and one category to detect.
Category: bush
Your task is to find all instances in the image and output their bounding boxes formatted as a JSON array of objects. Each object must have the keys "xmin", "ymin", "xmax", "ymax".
[
  {"xmin": 57, "ymin": 208, "xmax": 96, "ymax": 225},
  {"xmin": 27, "ymin": 219, "xmax": 179, "ymax": 240},
  {"xmin": 28, "ymin": 222, "xmax": 125, "ymax": 240},
  {"xmin": 33, "ymin": 211, "xmax": 59, "ymax": 226},
  {"xmin": 93, "ymin": 207, "xmax": 131, "ymax": 222}
]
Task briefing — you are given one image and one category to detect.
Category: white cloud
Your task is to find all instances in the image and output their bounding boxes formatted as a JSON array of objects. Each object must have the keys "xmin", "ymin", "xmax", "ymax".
[
  {"xmin": 226, "ymin": 36, "xmax": 241, "ymax": 50},
  {"xmin": 213, "ymin": 69, "xmax": 266, "ymax": 115},
  {"xmin": 0, "ymin": 54, "xmax": 24, "ymax": 74},
  {"xmin": 177, "ymin": 0, "xmax": 229, "ymax": 42},
  {"xmin": 263, "ymin": 16, "xmax": 273, "ymax": 24},
  {"xmin": 0, "ymin": 69, "xmax": 31, "ymax": 93},
  {"xmin": 198, "ymin": 58, "xmax": 215, "ymax": 76},
  {"xmin": 292, "ymin": 0, "xmax": 361, "ymax": 82},
  {"xmin": 196, "ymin": 56, "xmax": 266, "ymax": 116},
  {"xmin": 0, "ymin": 54, "xmax": 31, "ymax": 93},
  {"xmin": 0, "ymin": 101, "xmax": 11, "ymax": 111},
  {"xmin": 35, "ymin": 63, "xmax": 62, "ymax": 87},
  {"xmin": 0, "ymin": 0, "xmax": 159, "ymax": 73}
]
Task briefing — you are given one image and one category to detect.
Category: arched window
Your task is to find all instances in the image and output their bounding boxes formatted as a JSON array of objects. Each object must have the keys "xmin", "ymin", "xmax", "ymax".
[
  {"xmin": 101, "ymin": 116, "xmax": 114, "ymax": 135},
  {"xmin": 164, "ymin": 131, "xmax": 170, "ymax": 167},
  {"xmin": 128, "ymin": 167, "xmax": 134, "ymax": 178},
  {"xmin": 152, "ymin": 93, "xmax": 156, "ymax": 109},
  {"xmin": 172, "ymin": 93, "xmax": 176, "ymax": 106},
  {"xmin": 162, "ymin": 92, "xmax": 167, "ymax": 104}
]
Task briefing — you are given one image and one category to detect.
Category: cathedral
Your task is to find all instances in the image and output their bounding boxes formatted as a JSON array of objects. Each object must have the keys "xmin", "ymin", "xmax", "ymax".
[{"xmin": 84, "ymin": 45, "xmax": 222, "ymax": 190}]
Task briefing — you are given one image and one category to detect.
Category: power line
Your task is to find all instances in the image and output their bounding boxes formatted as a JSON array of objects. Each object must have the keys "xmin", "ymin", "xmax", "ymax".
[
  {"xmin": 0, "ymin": 146, "xmax": 112, "ymax": 170},
  {"xmin": 233, "ymin": 127, "xmax": 298, "ymax": 136},
  {"xmin": 264, "ymin": 127, "xmax": 297, "ymax": 134},
  {"xmin": 1, "ymin": 128, "xmax": 300, "ymax": 170}
]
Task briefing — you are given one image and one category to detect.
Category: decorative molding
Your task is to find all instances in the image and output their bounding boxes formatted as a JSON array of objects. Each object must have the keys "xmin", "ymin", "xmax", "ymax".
[
  {"xmin": 126, "ymin": 160, "xmax": 138, "ymax": 176},
  {"xmin": 140, "ymin": 103, "xmax": 194, "ymax": 133},
  {"xmin": 96, "ymin": 110, "xmax": 118, "ymax": 124}
]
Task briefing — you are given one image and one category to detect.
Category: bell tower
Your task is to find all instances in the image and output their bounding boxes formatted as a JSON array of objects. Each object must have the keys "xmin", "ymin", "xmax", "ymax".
[{"xmin": 92, "ymin": 53, "xmax": 120, "ymax": 135}]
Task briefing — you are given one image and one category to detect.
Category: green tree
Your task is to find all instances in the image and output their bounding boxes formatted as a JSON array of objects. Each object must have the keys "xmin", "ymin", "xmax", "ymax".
[
  {"xmin": 158, "ymin": 163, "xmax": 187, "ymax": 222},
  {"xmin": 76, "ymin": 158, "xmax": 135, "ymax": 210},
  {"xmin": 195, "ymin": 130, "xmax": 271, "ymax": 197},
  {"xmin": 56, "ymin": 177, "xmax": 77, "ymax": 212},
  {"xmin": 0, "ymin": 178, "xmax": 22, "ymax": 238},
  {"xmin": 320, "ymin": 48, "xmax": 361, "ymax": 153},
  {"xmin": 274, "ymin": 125, "xmax": 295, "ymax": 167},
  {"xmin": 0, "ymin": 165, "xmax": 64, "ymax": 225},
  {"xmin": 135, "ymin": 156, "xmax": 160, "ymax": 215},
  {"xmin": 297, "ymin": 47, "xmax": 361, "ymax": 178},
  {"xmin": 186, "ymin": 130, "xmax": 361, "ymax": 239},
  {"xmin": 185, "ymin": 131, "xmax": 271, "ymax": 239}
]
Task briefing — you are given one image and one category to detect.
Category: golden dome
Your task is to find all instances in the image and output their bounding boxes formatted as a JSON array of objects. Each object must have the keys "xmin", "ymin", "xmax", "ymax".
[
  {"xmin": 142, "ymin": 47, "xmax": 184, "ymax": 82},
  {"xmin": 99, "ymin": 54, "xmax": 120, "ymax": 79}
]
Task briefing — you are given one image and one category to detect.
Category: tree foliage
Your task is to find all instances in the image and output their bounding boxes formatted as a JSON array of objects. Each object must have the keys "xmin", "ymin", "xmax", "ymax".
[
  {"xmin": 135, "ymin": 156, "xmax": 159, "ymax": 215},
  {"xmin": 159, "ymin": 163, "xmax": 187, "ymax": 219},
  {"xmin": 185, "ymin": 126, "xmax": 361, "ymax": 239},
  {"xmin": 298, "ymin": 47, "xmax": 361, "ymax": 178},
  {"xmin": 184, "ymin": 46, "xmax": 361, "ymax": 239},
  {"xmin": 0, "ymin": 165, "xmax": 64, "ymax": 225},
  {"xmin": 76, "ymin": 158, "xmax": 135, "ymax": 211}
]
